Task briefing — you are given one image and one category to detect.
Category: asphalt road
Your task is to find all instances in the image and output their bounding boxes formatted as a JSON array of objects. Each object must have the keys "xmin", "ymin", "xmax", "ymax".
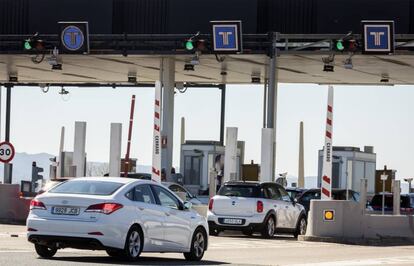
[{"xmin": 1, "ymin": 225, "xmax": 414, "ymax": 266}]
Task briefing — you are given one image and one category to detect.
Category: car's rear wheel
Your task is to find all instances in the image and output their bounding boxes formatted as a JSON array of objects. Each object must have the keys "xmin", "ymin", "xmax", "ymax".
[
  {"xmin": 184, "ymin": 228, "xmax": 207, "ymax": 261},
  {"xmin": 34, "ymin": 244, "xmax": 57, "ymax": 258},
  {"xmin": 294, "ymin": 216, "xmax": 307, "ymax": 238},
  {"xmin": 261, "ymin": 216, "xmax": 275, "ymax": 238},
  {"xmin": 123, "ymin": 225, "xmax": 143, "ymax": 261}
]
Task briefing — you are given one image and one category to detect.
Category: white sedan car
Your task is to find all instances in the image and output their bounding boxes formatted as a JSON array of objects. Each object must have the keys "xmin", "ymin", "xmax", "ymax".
[
  {"xmin": 208, "ymin": 181, "xmax": 307, "ymax": 238},
  {"xmin": 27, "ymin": 177, "xmax": 208, "ymax": 261}
]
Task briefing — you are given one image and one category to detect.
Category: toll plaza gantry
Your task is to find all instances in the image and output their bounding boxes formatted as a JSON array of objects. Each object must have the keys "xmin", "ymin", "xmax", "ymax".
[{"xmin": 2, "ymin": 0, "xmax": 414, "ymax": 184}]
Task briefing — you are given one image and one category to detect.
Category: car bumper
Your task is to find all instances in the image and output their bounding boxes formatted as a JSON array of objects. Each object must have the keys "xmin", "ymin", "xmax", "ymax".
[
  {"xmin": 27, "ymin": 215, "xmax": 126, "ymax": 249},
  {"xmin": 207, "ymin": 211, "xmax": 266, "ymax": 232}
]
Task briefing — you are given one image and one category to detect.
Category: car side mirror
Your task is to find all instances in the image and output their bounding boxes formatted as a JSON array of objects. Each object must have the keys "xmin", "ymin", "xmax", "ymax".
[
  {"xmin": 183, "ymin": 201, "xmax": 193, "ymax": 210},
  {"xmin": 292, "ymin": 198, "xmax": 298, "ymax": 205}
]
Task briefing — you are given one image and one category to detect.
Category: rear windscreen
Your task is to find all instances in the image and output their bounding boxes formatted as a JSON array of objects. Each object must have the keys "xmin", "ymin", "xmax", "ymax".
[
  {"xmin": 370, "ymin": 195, "xmax": 411, "ymax": 208},
  {"xmin": 218, "ymin": 185, "xmax": 261, "ymax": 198},
  {"xmin": 49, "ymin": 181, "xmax": 123, "ymax": 195}
]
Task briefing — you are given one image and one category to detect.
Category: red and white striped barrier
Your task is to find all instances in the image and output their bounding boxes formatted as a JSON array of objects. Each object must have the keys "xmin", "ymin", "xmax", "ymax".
[
  {"xmin": 152, "ymin": 81, "xmax": 162, "ymax": 183},
  {"xmin": 321, "ymin": 85, "xmax": 334, "ymax": 200}
]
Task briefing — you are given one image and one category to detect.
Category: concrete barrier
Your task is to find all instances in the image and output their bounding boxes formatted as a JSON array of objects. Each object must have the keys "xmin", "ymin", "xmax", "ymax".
[{"xmin": 304, "ymin": 199, "xmax": 414, "ymax": 244}]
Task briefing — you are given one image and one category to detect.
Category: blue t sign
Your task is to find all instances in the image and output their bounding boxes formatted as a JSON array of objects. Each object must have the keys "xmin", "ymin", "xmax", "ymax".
[
  {"xmin": 211, "ymin": 21, "xmax": 242, "ymax": 53},
  {"xmin": 362, "ymin": 21, "xmax": 394, "ymax": 54}
]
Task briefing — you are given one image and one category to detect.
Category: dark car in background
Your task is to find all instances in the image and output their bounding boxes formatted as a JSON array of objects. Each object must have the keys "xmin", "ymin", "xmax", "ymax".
[
  {"xmin": 297, "ymin": 188, "xmax": 360, "ymax": 214},
  {"xmin": 285, "ymin": 188, "xmax": 306, "ymax": 200},
  {"xmin": 368, "ymin": 193, "xmax": 414, "ymax": 215}
]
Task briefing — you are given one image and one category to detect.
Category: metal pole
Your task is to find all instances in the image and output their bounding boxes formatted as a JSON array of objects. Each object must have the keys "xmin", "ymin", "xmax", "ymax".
[
  {"xmin": 219, "ymin": 84, "xmax": 226, "ymax": 146},
  {"xmin": 3, "ymin": 85, "xmax": 12, "ymax": 184},
  {"xmin": 0, "ymin": 86, "xmax": 2, "ymax": 142},
  {"xmin": 266, "ymin": 32, "xmax": 279, "ymax": 176},
  {"xmin": 124, "ymin": 95, "xmax": 136, "ymax": 176},
  {"xmin": 5, "ymin": 85, "xmax": 11, "ymax": 142},
  {"xmin": 382, "ymin": 180, "xmax": 385, "ymax": 215},
  {"xmin": 262, "ymin": 80, "xmax": 268, "ymax": 128}
]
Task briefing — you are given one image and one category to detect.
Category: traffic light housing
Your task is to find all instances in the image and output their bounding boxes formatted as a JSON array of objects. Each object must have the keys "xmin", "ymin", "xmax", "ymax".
[
  {"xmin": 23, "ymin": 34, "xmax": 45, "ymax": 51},
  {"xmin": 335, "ymin": 39, "xmax": 358, "ymax": 52},
  {"xmin": 31, "ymin": 161, "xmax": 44, "ymax": 190},
  {"xmin": 183, "ymin": 39, "xmax": 206, "ymax": 52}
]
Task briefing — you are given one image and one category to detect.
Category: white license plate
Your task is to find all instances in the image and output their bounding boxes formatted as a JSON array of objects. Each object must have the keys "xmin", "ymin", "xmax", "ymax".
[
  {"xmin": 52, "ymin": 206, "xmax": 80, "ymax": 216},
  {"xmin": 223, "ymin": 218, "xmax": 243, "ymax": 225}
]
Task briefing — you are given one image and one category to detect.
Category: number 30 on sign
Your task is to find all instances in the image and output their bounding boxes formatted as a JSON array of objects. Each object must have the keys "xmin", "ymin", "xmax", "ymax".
[{"xmin": 0, "ymin": 141, "xmax": 15, "ymax": 163}]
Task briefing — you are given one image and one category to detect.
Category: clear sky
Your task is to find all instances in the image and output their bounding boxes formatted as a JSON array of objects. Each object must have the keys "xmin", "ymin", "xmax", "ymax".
[{"xmin": 5, "ymin": 83, "xmax": 414, "ymax": 178}]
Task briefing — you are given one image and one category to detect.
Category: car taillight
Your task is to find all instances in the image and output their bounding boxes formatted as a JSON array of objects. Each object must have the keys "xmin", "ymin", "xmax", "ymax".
[
  {"xmin": 85, "ymin": 203, "xmax": 123, "ymax": 215},
  {"xmin": 257, "ymin": 200, "xmax": 263, "ymax": 213},
  {"xmin": 208, "ymin": 199, "xmax": 214, "ymax": 211},
  {"xmin": 30, "ymin": 199, "xmax": 46, "ymax": 210}
]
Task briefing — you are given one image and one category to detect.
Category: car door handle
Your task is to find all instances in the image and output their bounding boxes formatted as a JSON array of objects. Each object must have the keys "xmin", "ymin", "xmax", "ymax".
[
  {"xmin": 285, "ymin": 206, "xmax": 289, "ymax": 209},
  {"xmin": 138, "ymin": 207, "xmax": 144, "ymax": 211},
  {"xmin": 165, "ymin": 212, "xmax": 171, "ymax": 216}
]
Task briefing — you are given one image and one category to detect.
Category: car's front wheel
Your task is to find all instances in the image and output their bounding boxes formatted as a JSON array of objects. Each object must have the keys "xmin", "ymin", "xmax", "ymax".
[
  {"xmin": 294, "ymin": 216, "xmax": 307, "ymax": 238},
  {"xmin": 123, "ymin": 225, "xmax": 143, "ymax": 261},
  {"xmin": 184, "ymin": 228, "xmax": 207, "ymax": 261},
  {"xmin": 34, "ymin": 244, "xmax": 57, "ymax": 258}
]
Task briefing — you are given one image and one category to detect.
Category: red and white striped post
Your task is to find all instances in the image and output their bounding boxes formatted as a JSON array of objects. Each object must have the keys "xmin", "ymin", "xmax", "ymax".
[
  {"xmin": 321, "ymin": 85, "xmax": 334, "ymax": 200},
  {"xmin": 151, "ymin": 81, "xmax": 162, "ymax": 183}
]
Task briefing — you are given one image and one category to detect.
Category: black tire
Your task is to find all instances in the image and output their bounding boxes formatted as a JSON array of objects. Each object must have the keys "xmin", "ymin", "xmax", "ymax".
[
  {"xmin": 106, "ymin": 249, "xmax": 123, "ymax": 258},
  {"xmin": 294, "ymin": 216, "xmax": 307, "ymax": 238},
  {"xmin": 123, "ymin": 225, "xmax": 143, "ymax": 261},
  {"xmin": 34, "ymin": 244, "xmax": 57, "ymax": 258},
  {"xmin": 184, "ymin": 228, "xmax": 207, "ymax": 261},
  {"xmin": 261, "ymin": 216, "xmax": 275, "ymax": 239},
  {"xmin": 242, "ymin": 229, "xmax": 253, "ymax": 236},
  {"xmin": 209, "ymin": 228, "xmax": 220, "ymax": 236}
]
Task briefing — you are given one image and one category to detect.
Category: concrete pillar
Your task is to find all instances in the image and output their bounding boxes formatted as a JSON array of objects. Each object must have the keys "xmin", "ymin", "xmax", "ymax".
[
  {"xmin": 261, "ymin": 128, "xmax": 275, "ymax": 182},
  {"xmin": 393, "ymin": 180, "xmax": 401, "ymax": 215},
  {"xmin": 224, "ymin": 127, "xmax": 238, "ymax": 182},
  {"xmin": 57, "ymin": 126, "xmax": 65, "ymax": 178},
  {"xmin": 160, "ymin": 57, "xmax": 175, "ymax": 181},
  {"xmin": 73, "ymin": 121, "xmax": 87, "ymax": 177},
  {"xmin": 109, "ymin": 123, "xmax": 122, "ymax": 177},
  {"xmin": 298, "ymin": 121, "xmax": 305, "ymax": 188},
  {"xmin": 180, "ymin": 117, "xmax": 185, "ymax": 145},
  {"xmin": 360, "ymin": 178, "xmax": 367, "ymax": 214},
  {"xmin": 262, "ymin": 32, "xmax": 279, "ymax": 179},
  {"xmin": 209, "ymin": 168, "xmax": 217, "ymax": 199}
]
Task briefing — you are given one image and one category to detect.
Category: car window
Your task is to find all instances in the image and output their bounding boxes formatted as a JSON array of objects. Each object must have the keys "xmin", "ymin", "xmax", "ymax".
[
  {"xmin": 277, "ymin": 186, "xmax": 291, "ymax": 202},
  {"xmin": 133, "ymin": 185, "xmax": 155, "ymax": 204},
  {"xmin": 263, "ymin": 185, "xmax": 282, "ymax": 200},
  {"xmin": 49, "ymin": 181, "xmax": 123, "ymax": 195},
  {"xmin": 152, "ymin": 185, "xmax": 181, "ymax": 210},
  {"xmin": 218, "ymin": 185, "xmax": 261, "ymax": 198}
]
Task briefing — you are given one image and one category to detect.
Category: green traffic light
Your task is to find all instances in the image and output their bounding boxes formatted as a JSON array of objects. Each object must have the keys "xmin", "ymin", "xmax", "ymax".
[
  {"xmin": 185, "ymin": 40, "xmax": 194, "ymax": 51},
  {"xmin": 24, "ymin": 41, "xmax": 32, "ymax": 50},
  {"xmin": 336, "ymin": 40, "xmax": 344, "ymax": 51}
]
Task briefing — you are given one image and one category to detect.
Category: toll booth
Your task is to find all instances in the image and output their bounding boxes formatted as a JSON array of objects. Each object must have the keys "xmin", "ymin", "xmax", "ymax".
[
  {"xmin": 318, "ymin": 146, "xmax": 376, "ymax": 194},
  {"xmin": 180, "ymin": 140, "xmax": 243, "ymax": 194}
]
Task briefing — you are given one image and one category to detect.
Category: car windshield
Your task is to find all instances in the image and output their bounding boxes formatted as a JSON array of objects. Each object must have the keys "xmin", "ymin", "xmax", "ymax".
[
  {"xmin": 218, "ymin": 185, "xmax": 261, "ymax": 198},
  {"xmin": 49, "ymin": 180, "xmax": 123, "ymax": 195}
]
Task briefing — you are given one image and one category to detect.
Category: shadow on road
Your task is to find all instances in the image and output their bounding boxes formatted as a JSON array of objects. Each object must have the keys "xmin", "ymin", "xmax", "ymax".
[
  {"xmin": 47, "ymin": 256, "xmax": 228, "ymax": 265},
  {"xmin": 217, "ymin": 232, "xmax": 297, "ymax": 241}
]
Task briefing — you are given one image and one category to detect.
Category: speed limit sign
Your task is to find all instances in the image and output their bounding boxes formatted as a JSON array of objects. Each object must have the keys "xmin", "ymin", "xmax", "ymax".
[{"xmin": 0, "ymin": 141, "xmax": 15, "ymax": 163}]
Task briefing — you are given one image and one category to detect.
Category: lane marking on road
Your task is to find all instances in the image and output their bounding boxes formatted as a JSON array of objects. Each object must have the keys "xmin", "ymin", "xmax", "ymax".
[{"xmin": 288, "ymin": 255, "xmax": 414, "ymax": 266}]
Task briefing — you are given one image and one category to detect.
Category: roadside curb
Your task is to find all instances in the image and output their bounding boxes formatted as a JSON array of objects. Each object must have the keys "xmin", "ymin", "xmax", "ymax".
[{"xmin": 299, "ymin": 235, "xmax": 414, "ymax": 246}]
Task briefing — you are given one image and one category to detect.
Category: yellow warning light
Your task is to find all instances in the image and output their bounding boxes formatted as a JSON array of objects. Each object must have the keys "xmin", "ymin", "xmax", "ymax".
[{"xmin": 324, "ymin": 210, "xmax": 335, "ymax": 221}]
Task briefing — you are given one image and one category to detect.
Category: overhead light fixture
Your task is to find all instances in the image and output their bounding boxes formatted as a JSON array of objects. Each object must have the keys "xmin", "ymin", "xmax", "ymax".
[
  {"xmin": 184, "ymin": 64, "xmax": 195, "ymax": 71},
  {"xmin": 251, "ymin": 76, "xmax": 261, "ymax": 83},
  {"xmin": 343, "ymin": 57, "xmax": 353, "ymax": 69},
  {"xmin": 48, "ymin": 47, "xmax": 62, "ymax": 70},
  {"xmin": 322, "ymin": 54, "xmax": 335, "ymax": 72},
  {"xmin": 380, "ymin": 73, "xmax": 389, "ymax": 83}
]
